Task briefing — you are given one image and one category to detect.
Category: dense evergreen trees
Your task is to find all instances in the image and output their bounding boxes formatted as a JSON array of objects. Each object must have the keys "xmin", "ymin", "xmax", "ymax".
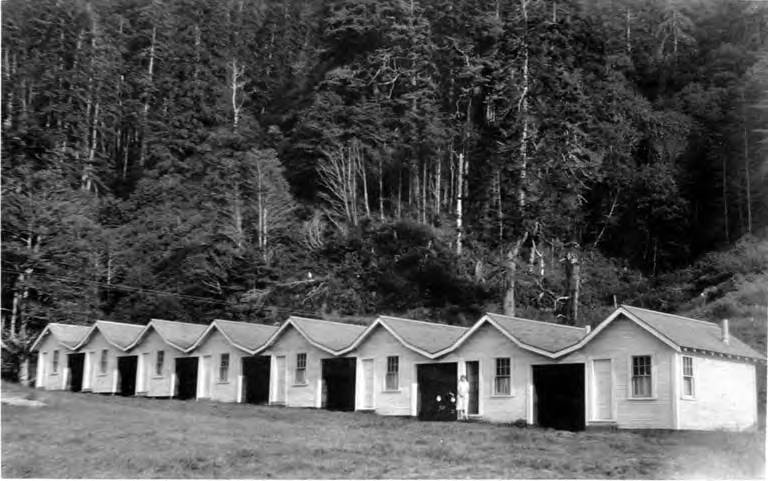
[{"xmin": 2, "ymin": 0, "xmax": 767, "ymax": 371}]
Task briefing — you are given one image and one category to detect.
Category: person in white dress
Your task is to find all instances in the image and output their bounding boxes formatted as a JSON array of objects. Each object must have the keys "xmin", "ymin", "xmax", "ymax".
[{"xmin": 457, "ymin": 375, "xmax": 470, "ymax": 421}]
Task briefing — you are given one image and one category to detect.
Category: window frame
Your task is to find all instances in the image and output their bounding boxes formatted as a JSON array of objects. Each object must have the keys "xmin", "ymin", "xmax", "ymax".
[
  {"xmin": 52, "ymin": 350, "xmax": 59, "ymax": 374},
  {"xmin": 99, "ymin": 349, "xmax": 109, "ymax": 375},
  {"xmin": 493, "ymin": 357, "xmax": 511, "ymax": 396},
  {"xmin": 681, "ymin": 355, "xmax": 695, "ymax": 399},
  {"xmin": 294, "ymin": 353, "xmax": 307, "ymax": 385},
  {"xmin": 629, "ymin": 354, "xmax": 654, "ymax": 399},
  {"xmin": 155, "ymin": 350, "xmax": 165, "ymax": 377},
  {"xmin": 384, "ymin": 356, "xmax": 399, "ymax": 391},
  {"xmin": 219, "ymin": 353, "xmax": 230, "ymax": 383}
]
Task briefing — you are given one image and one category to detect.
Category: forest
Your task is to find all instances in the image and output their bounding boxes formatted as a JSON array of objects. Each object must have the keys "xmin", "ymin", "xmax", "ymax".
[{"xmin": 2, "ymin": 0, "xmax": 767, "ymax": 374}]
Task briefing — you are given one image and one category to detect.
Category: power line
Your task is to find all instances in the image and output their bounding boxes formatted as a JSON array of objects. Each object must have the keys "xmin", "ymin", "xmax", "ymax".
[{"xmin": 0, "ymin": 268, "xmax": 323, "ymax": 319}]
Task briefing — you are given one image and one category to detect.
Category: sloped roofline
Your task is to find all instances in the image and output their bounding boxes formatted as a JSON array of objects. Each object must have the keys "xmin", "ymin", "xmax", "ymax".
[
  {"xmin": 256, "ymin": 316, "xmax": 354, "ymax": 356},
  {"xmin": 553, "ymin": 306, "xmax": 681, "ymax": 357},
  {"xmin": 188, "ymin": 319, "xmax": 261, "ymax": 354},
  {"xmin": 30, "ymin": 323, "xmax": 88, "ymax": 352},
  {"xmin": 124, "ymin": 318, "xmax": 204, "ymax": 353},
  {"xmin": 72, "ymin": 320, "xmax": 143, "ymax": 352},
  {"xmin": 338, "ymin": 316, "xmax": 452, "ymax": 358},
  {"xmin": 433, "ymin": 314, "xmax": 568, "ymax": 359}
]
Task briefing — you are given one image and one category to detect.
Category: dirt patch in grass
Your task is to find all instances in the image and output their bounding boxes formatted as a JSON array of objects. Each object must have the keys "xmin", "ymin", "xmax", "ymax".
[{"xmin": 1, "ymin": 382, "xmax": 764, "ymax": 479}]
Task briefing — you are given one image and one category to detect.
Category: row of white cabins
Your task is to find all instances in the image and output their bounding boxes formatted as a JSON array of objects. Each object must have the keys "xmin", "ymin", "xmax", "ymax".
[{"xmin": 32, "ymin": 305, "xmax": 763, "ymax": 431}]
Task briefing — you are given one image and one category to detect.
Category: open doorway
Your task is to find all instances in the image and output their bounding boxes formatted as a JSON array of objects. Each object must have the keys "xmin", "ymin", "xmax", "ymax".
[
  {"xmin": 532, "ymin": 364, "xmax": 585, "ymax": 431},
  {"xmin": 67, "ymin": 353, "xmax": 85, "ymax": 392},
  {"xmin": 242, "ymin": 356, "xmax": 271, "ymax": 404},
  {"xmin": 321, "ymin": 358, "xmax": 356, "ymax": 411},
  {"xmin": 117, "ymin": 355, "xmax": 138, "ymax": 396},
  {"xmin": 175, "ymin": 357, "xmax": 198, "ymax": 400},
  {"xmin": 417, "ymin": 362, "xmax": 457, "ymax": 421}
]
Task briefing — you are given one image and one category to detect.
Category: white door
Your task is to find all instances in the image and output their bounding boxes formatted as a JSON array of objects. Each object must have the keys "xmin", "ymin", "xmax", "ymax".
[
  {"xmin": 362, "ymin": 359, "xmax": 374, "ymax": 409},
  {"xmin": 274, "ymin": 356, "xmax": 286, "ymax": 404},
  {"xmin": 592, "ymin": 359, "xmax": 613, "ymax": 420}
]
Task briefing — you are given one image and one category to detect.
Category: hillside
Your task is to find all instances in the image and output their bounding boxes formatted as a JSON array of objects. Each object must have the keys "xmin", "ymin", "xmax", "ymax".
[{"xmin": 2, "ymin": 0, "xmax": 767, "ymax": 367}]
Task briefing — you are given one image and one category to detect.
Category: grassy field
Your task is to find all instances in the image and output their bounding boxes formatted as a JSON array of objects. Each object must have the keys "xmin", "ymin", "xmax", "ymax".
[{"xmin": 1, "ymin": 382, "xmax": 764, "ymax": 479}]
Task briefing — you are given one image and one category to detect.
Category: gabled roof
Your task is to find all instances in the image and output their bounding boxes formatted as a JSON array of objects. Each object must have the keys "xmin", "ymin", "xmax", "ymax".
[
  {"xmin": 190, "ymin": 319, "xmax": 278, "ymax": 354},
  {"xmin": 127, "ymin": 318, "xmax": 208, "ymax": 352},
  {"xmin": 341, "ymin": 316, "xmax": 469, "ymax": 358},
  {"xmin": 556, "ymin": 305, "xmax": 765, "ymax": 361},
  {"xmin": 260, "ymin": 316, "xmax": 366, "ymax": 355},
  {"xmin": 30, "ymin": 323, "xmax": 91, "ymax": 352},
  {"xmin": 74, "ymin": 320, "xmax": 144, "ymax": 351},
  {"xmin": 438, "ymin": 313, "xmax": 589, "ymax": 358}
]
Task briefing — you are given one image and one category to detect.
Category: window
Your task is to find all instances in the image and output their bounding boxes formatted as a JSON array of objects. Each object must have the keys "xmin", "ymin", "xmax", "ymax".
[
  {"xmin": 219, "ymin": 353, "xmax": 230, "ymax": 382},
  {"xmin": 52, "ymin": 350, "xmax": 59, "ymax": 374},
  {"xmin": 295, "ymin": 353, "xmax": 307, "ymax": 384},
  {"xmin": 494, "ymin": 358, "xmax": 511, "ymax": 395},
  {"xmin": 155, "ymin": 350, "xmax": 164, "ymax": 376},
  {"xmin": 631, "ymin": 355, "xmax": 652, "ymax": 397},
  {"xmin": 682, "ymin": 356, "xmax": 694, "ymax": 398},
  {"xmin": 385, "ymin": 356, "xmax": 399, "ymax": 390},
  {"xmin": 100, "ymin": 349, "xmax": 108, "ymax": 374}
]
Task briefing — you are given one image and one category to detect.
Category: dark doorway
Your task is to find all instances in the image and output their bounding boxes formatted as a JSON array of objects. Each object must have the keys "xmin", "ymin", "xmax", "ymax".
[
  {"xmin": 117, "ymin": 355, "xmax": 138, "ymax": 396},
  {"xmin": 532, "ymin": 364, "xmax": 585, "ymax": 431},
  {"xmin": 322, "ymin": 357, "xmax": 356, "ymax": 411},
  {"xmin": 67, "ymin": 353, "xmax": 85, "ymax": 392},
  {"xmin": 175, "ymin": 357, "xmax": 199, "ymax": 400},
  {"xmin": 417, "ymin": 362, "xmax": 457, "ymax": 421},
  {"xmin": 242, "ymin": 356, "xmax": 271, "ymax": 404},
  {"xmin": 465, "ymin": 361, "xmax": 479, "ymax": 415}
]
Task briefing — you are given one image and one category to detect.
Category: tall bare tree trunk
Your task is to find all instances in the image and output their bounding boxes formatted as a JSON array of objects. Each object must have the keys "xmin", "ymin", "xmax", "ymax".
[
  {"xmin": 140, "ymin": 26, "xmax": 156, "ymax": 166},
  {"xmin": 503, "ymin": 0, "xmax": 531, "ymax": 316},
  {"xmin": 723, "ymin": 156, "xmax": 729, "ymax": 242},
  {"xmin": 378, "ymin": 156, "xmax": 385, "ymax": 221},
  {"xmin": 625, "ymin": 7, "xmax": 632, "ymax": 54},
  {"xmin": 503, "ymin": 233, "xmax": 528, "ymax": 316},
  {"xmin": 456, "ymin": 153, "xmax": 465, "ymax": 256},
  {"xmin": 743, "ymin": 122, "xmax": 752, "ymax": 234},
  {"xmin": 435, "ymin": 154, "xmax": 442, "ymax": 216}
]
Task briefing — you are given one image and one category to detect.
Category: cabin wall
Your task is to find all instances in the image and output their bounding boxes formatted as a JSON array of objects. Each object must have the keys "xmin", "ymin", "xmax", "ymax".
[
  {"xmin": 193, "ymin": 330, "xmax": 246, "ymax": 403},
  {"xmin": 261, "ymin": 327, "xmax": 329, "ymax": 408},
  {"xmin": 352, "ymin": 326, "xmax": 430, "ymax": 416},
  {"xmin": 134, "ymin": 332, "xmax": 192, "ymax": 397},
  {"xmin": 351, "ymin": 323, "xmax": 554, "ymax": 422},
  {"xmin": 560, "ymin": 316, "xmax": 675, "ymax": 429},
  {"xmin": 81, "ymin": 333, "xmax": 121, "ymax": 394},
  {"xmin": 677, "ymin": 354, "xmax": 758, "ymax": 431},
  {"xmin": 35, "ymin": 336, "xmax": 74, "ymax": 390},
  {"xmin": 440, "ymin": 323, "xmax": 554, "ymax": 423}
]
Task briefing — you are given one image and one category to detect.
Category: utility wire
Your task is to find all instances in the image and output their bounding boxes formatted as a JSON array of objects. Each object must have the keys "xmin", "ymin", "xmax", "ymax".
[{"xmin": 0, "ymin": 268, "xmax": 324, "ymax": 319}]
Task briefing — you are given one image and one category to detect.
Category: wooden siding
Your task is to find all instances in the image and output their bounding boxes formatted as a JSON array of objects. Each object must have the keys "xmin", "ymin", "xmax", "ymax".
[
  {"xmin": 81, "ymin": 332, "xmax": 121, "ymax": 394},
  {"xmin": 351, "ymin": 323, "xmax": 555, "ymax": 423},
  {"xmin": 261, "ymin": 326, "xmax": 334, "ymax": 408},
  {"xmin": 677, "ymin": 354, "xmax": 758, "ymax": 431},
  {"xmin": 351, "ymin": 325, "xmax": 431, "ymax": 416},
  {"xmin": 439, "ymin": 323, "xmax": 554, "ymax": 423},
  {"xmin": 35, "ymin": 336, "xmax": 75, "ymax": 391},
  {"xmin": 193, "ymin": 330, "xmax": 246, "ymax": 403},
  {"xmin": 135, "ymin": 330, "xmax": 193, "ymax": 398},
  {"xmin": 560, "ymin": 316, "xmax": 675, "ymax": 429}
]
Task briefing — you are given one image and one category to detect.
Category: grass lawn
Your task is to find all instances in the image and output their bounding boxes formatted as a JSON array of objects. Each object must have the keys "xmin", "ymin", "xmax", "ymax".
[{"xmin": 1, "ymin": 382, "xmax": 764, "ymax": 479}]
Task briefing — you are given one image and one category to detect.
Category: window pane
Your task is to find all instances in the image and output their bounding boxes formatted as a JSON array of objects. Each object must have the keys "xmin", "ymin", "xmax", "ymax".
[
  {"xmin": 385, "ymin": 372, "xmax": 398, "ymax": 390},
  {"xmin": 494, "ymin": 376, "xmax": 510, "ymax": 395},
  {"xmin": 496, "ymin": 358, "xmax": 510, "ymax": 376},
  {"xmin": 220, "ymin": 354, "xmax": 229, "ymax": 382},
  {"xmin": 683, "ymin": 377, "xmax": 693, "ymax": 396},
  {"xmin": 156, "ymin": 351, "xmax": 164, "ymax": 376}
]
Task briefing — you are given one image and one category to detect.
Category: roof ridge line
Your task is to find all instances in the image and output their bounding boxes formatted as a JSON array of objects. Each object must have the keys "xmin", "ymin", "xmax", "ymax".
[
  {"xmin": 96, "ymin": 320, "xmax": 143, "ymax": 327},
  {"xmin": 380, "ymin": 315, "xmax": 468, "ymax": 330},
  {"xmin": 290, "ymin": 316, "xmax": 367, "ymax": 328},
  {"xmin": 487, "ymin": 312, "xmax": 586, "ymax": 330},
  {"xmin": 151, "ymin": 318, "xmax": 206, "ymax": 327},
  {"xmin": 622, "ymin": 305, "xmax": 719, "ymax": 327}
]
